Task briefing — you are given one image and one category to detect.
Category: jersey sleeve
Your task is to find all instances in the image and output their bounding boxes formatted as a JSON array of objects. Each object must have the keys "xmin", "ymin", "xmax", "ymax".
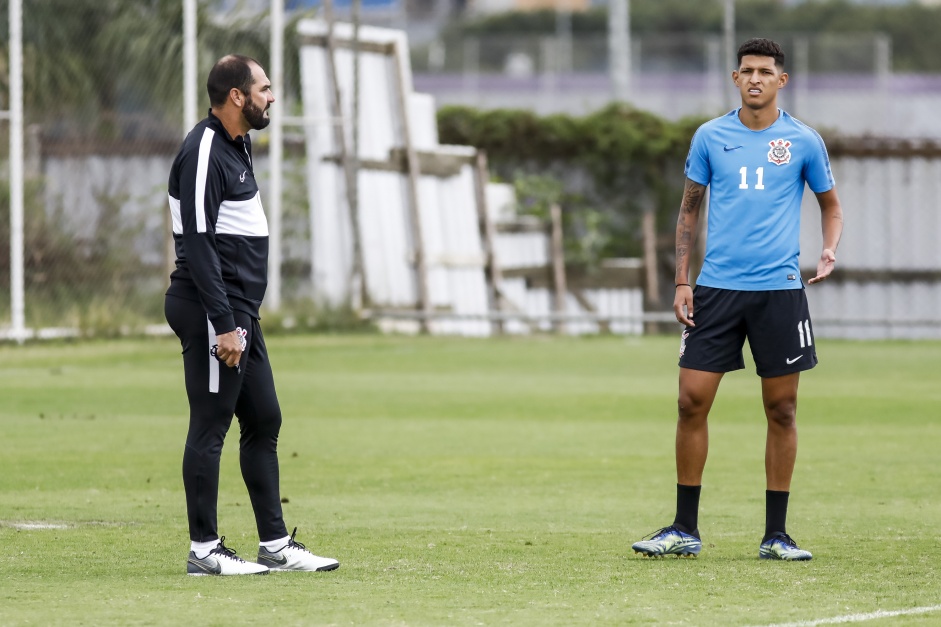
[
  {"xmin": 802, "ymin": 128, "xmax": 835, "ymax": 194},
  {"xmin": 176, "ymin": 130, "xmax": 236, "ymax": 335},
  {"xmin": 684, "ymin": 126, "xmax": 712, "ymax": 186}
]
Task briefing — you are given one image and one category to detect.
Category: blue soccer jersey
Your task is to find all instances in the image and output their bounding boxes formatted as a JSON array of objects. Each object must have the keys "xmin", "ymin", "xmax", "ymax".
[{"xmin": 685, "ymin": 109, "xmax": 835, "ymax": 290}]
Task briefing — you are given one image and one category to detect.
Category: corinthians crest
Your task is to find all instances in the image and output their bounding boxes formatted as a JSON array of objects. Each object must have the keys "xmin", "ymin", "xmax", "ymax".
[{"xmin": 768, "ymin": 139, "xmax": 792, "ymax": 165}]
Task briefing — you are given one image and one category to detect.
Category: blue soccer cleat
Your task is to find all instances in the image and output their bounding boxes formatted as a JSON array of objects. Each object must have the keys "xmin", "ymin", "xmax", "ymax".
[
  {"xmin": 759, "ymin": 532, "xmax": 812, "ymax": 561},
  {"xmin": 632, "ymin": 525, "xmax": 702, "ymax": 558}
]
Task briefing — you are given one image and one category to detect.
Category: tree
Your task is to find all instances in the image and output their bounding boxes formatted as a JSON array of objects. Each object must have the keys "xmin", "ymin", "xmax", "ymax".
[{"xmin": 0, "ymin": 0, "xmax": 311, "ymax": 141}]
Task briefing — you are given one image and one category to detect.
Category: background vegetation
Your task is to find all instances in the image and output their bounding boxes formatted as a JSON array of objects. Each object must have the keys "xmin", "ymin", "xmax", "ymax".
[
  {"xmin": 439, "ymin": 104, "xmax": 704, "ymax": 305},
  {"xmin": 0, "ymin": 0, "xmax": 312, "ymax": 142}
]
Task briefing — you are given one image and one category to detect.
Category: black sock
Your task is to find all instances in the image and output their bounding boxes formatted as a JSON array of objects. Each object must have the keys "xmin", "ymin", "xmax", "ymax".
[
  {"xmin": 672, "ymin": 484, "xmax": 701, "ymax": 537},
  {"xmin": 764, "ymin": 490, "xmax": 790, "ymax": 541}
]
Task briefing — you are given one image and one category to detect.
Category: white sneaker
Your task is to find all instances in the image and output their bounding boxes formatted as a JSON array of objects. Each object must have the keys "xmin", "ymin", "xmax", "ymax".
[
  {"xmin": 187, "ymin": 537, "xmax": 270, "ymax": 576},
  {"xmin": 257, "ymin": 527, "xmax": 340, "ymax": 572}
]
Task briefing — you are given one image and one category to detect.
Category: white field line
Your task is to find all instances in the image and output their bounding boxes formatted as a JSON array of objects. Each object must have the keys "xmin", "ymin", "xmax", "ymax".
[
  {"xmin": 1, "ymin": 520, "xmax": 137, "ymax": 529},
  {"xmin": 756, "ymin": 604, "xmax": 941, "ymax": 627},
  {"xmin": 7, "ymin": 522, "xmax": 71, "ymax": 530}
]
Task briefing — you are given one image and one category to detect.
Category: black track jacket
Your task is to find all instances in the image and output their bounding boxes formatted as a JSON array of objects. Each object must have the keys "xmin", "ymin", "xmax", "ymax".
[{"xmin": 166, "ymin": 111, "xmax": 268, "ymax": 335}]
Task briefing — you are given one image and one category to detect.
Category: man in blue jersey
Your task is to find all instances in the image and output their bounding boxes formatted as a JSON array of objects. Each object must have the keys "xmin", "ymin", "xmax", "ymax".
[{"xmin": 632, "ymin": 38, "xmax": 844, "ymax": 561}]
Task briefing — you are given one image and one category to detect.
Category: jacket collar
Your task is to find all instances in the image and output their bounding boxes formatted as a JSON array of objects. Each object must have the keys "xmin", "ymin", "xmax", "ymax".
[{"xmin": 206, "ymin": 109, "xmax": 248, "ymax": 145}]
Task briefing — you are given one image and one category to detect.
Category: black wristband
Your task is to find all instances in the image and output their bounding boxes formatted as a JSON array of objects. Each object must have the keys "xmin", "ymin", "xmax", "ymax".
[{"xmin": 675, "ymin": 283, "xmax": 691, "ymax": 288}]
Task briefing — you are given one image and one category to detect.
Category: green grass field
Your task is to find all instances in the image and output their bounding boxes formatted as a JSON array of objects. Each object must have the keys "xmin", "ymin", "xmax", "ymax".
[{"xmin": 1, "ymin": 334, "xmax": 939, "ymax": 626}]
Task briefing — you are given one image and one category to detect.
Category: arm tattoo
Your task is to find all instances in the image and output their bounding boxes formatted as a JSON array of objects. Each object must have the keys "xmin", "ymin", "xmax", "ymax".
[
  {"xmin": 680, "ymin": 182, "xmax": 705, "ymax": 216},
  {"xmin": 676, "ymin": 180, "xmax": 706, "ymax": 279}
]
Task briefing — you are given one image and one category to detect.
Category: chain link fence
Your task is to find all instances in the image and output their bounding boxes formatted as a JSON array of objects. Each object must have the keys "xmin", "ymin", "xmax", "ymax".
[{"xmin": 411, "ymin": 31, "xmax": 916, "ymax": 135}]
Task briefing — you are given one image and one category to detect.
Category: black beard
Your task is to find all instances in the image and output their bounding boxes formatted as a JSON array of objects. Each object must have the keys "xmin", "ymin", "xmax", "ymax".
[{"xmin": 243, "ymin": 99, "xmax": 270, "ymax": 131}]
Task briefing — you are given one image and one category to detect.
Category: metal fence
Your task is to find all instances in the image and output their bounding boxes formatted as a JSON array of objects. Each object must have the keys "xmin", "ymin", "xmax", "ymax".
[
  {"xmin": 411, "ymin": 31, "xmax": 891, "ymax": 75},
  {"xmin": 410, "ymin": 31, "xmax": 941, "ymax": 139},
  {"xmin": 2, "ymin": 2, "xmax": 940, "ymax": 340}
]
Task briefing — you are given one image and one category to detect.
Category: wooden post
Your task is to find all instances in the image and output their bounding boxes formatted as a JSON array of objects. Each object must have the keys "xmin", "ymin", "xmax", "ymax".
[
  {"xmin": 571, "ymin": 288, "xmax": 611, "ymax": 334},
  {"xmin": 391, "ymin": 39, "xmax": 431, "ymax": 333},
  {"xmin": 641, "ymin": 207, "xmax": 659, "ymax": 335},
  {"xmin": 351, "ymin": 0, "xmax": 365, "ymax": 307},
  {"xmin": 323, "ymin": 2, "xmax": 367, "ymax": 310},
  {"xmin": 549, "ymin": 203, "xmax": 568, "ymax": 334},
  {"xmin": 493, "ymin": 285, "xmax": 541, "ymax": 333},
  {"xmin": 473, "ymin": 150, "xmax": 505, "ymax": 335}
]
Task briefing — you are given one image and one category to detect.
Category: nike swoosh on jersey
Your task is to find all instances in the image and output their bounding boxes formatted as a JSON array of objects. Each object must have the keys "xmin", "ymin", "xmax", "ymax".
[
  {"xmin": 786, "ymin": 355, "xmax": 803, "ymax": 365},
  {"xmin": 723, "ymin": 145, "xmax": 743, "ymax": 151}
]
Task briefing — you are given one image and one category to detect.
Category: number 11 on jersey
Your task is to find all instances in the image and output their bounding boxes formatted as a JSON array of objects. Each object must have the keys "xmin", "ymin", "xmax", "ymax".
[{"xmin": 739, "ymin": 166, "xmax": 765, "ymax": 190}]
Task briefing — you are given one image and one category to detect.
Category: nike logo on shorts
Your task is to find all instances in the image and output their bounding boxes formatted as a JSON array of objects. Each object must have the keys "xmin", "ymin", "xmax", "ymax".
[{"xmin": 786, "ymin": 355, "xmax": 803, "ymax": 365}]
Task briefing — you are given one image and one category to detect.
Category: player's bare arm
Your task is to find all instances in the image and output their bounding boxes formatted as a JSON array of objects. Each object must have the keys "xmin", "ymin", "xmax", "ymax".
[
  {"xmin": 808, "ymin": 188, "xmax": 844, "ymax": 285},
  {"xmin": 674, "ymin": 178, "xmax": 706, "ymax": 326}
]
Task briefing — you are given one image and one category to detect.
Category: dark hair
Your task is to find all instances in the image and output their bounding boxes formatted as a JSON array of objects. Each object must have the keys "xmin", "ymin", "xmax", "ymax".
[
  {"xmin": 207, "ymin": 54, "xmax": 260, "ymax": 107},
  {"xmin": 736, "ymin": 38, "xmax": 785, "ymax": 70}
]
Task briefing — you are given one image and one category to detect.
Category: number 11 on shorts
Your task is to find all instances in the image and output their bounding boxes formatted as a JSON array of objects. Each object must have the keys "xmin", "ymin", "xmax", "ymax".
[{"xmin": 798, "ymin": 319, "xmax": 813, "ymax": 348}]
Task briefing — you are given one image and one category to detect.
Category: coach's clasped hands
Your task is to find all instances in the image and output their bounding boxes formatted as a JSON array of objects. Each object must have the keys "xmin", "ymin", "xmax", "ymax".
[{"xmin": 215, "ymin": 330, "xmax": 244, "ymax": 368}]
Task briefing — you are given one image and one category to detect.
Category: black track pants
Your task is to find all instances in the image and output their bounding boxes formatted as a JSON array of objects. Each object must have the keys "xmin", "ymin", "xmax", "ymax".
[{"xmin": 165, "ymin": 294, "xmax": 288, "ymax": 543}]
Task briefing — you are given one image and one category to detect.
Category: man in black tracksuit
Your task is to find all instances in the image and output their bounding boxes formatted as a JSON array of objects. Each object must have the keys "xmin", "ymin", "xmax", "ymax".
[{"xmin": 165, "ymin": 54, "xmax": 339, "ymax": 576}]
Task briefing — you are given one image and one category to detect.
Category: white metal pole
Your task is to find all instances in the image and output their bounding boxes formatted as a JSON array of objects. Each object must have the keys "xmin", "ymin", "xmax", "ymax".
[
  {"xmin": 267, "ymin": 0, "xmax": 284, "ymax": 311},
  {"xmin": 183, "ymin": 0, "xmax": 198, "ymax": 132},
  {"xmin": 9, "ymin": 0, "xmax": 25, "ymax": 343},
  {"xmin": 170, "ymin": 0, "xmax": 199, "ymax": 284},
  {"xmin": 608, "ymin": 0, "xmax": 629, "ymax": 102},
  {"xmin": 555, "ymin": 0, "xmax": 572, "ymax": 74},
  {"xmin": 875, "ymin": 34, "xmax": 891, "ymax": 135},
  {"xmin": 351, "ymin": 0, "xmax": 365, "ymax": 307},
  {"xmin": 723, "ymin": 0, "xmax": 736, "ymax": 110}
]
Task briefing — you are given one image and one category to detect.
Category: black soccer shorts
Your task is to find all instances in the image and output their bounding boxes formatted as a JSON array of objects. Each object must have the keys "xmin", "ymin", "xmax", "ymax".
[{"xmin": 678, "ymin": 285, "xmax": 818, "ymax": 378}]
